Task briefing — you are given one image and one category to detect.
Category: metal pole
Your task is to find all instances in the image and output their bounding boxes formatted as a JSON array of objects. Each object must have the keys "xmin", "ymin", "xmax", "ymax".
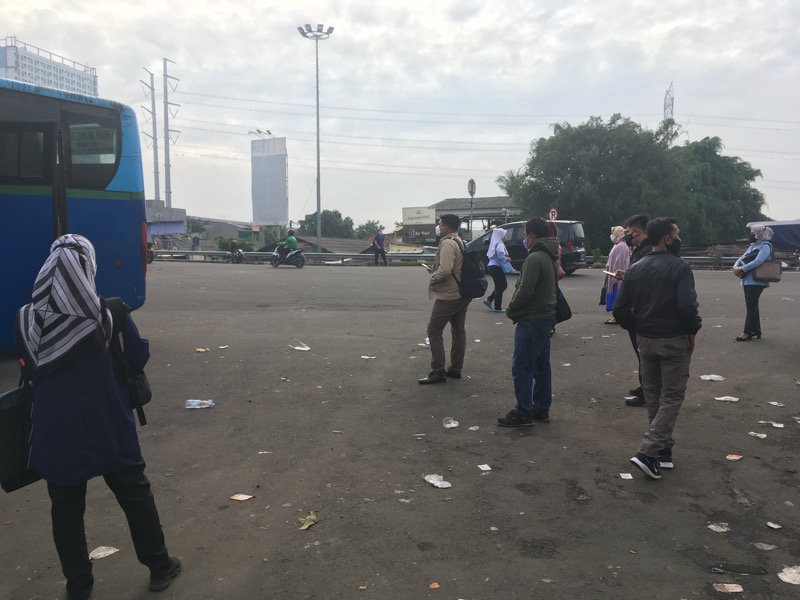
[
  {"xmin": 470, "ymin": 198, "xmax": 474, "ymax": 239},
  {"xmin": 315, "ymin": 38, "xmax": 322, "ymax": 254},
  {"xmin": 163, "ymin": 58, "xmax": 172, "ymax": 209},
  {"xmin": 149, "ymin": 71, "xmax": 160, "ymax": 202}
]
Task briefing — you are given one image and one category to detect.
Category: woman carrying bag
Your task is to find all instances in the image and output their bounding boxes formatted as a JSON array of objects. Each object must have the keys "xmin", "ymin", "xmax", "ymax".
[
  {"xmin": 16, "ymin": 234, "xmax": 180, "ymax": 600},
  {"xmin": 482, "ymin": 227, "xmax": 514, "ymax": 313},
  {"xmin": 732, "ymin": 225, "xmax": 775, "ymax": 341},
  {"xmin": 604, "ymin": 226, "xmax": 630, "ymax": 324}
]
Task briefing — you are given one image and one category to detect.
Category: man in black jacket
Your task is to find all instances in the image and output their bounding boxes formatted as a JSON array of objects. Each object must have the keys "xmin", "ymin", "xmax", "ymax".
[
  {"xmin": 613, "ymin": 218, "xmax": 701, "ymax": 480},
  {"xmin": 617, "ymin": 214, "xmax": 652, "ymax": 406}
]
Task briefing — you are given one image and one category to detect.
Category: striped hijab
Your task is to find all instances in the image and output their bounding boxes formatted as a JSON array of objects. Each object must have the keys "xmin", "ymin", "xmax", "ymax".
[{"xmin": 17, "ymin": 234, "xmax": 112, "ymax": 375}]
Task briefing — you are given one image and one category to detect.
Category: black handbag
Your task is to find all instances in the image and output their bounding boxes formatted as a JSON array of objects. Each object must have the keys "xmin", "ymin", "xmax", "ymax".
[
  {"xmin": 104, "ymin": 297, "xmax": 151, "ymax": 426},
  {"xmin": 0, "ymin": 379, "xmax": 41, "ymax": 492},
  {"xmin": 599, "ymin": 285, "xmax": 607, "ymax": 306},
  {"xmin": 555, "ymin": 287, "xmax": 572, "ymax": 323}
]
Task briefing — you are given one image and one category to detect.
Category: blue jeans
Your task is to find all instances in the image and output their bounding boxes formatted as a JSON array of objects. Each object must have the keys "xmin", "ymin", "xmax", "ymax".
[{"xmin": 512, "ymin": 317, "xmax": 556, "ymax": 414}]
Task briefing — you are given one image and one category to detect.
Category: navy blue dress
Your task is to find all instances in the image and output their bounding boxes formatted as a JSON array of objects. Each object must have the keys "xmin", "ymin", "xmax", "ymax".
[{"xmin": 29, "ymin": 314, "xmax": 148, "ymax": 486}]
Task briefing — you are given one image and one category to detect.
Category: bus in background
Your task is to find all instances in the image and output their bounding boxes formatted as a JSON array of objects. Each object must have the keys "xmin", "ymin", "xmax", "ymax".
[{"xmin": 0, "ymin": 78, "xmax": 147, "ymax": 353}]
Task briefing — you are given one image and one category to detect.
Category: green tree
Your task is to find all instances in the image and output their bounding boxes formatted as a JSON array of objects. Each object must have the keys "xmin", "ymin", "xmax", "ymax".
[
  {"xmin": 354, "ymin": 220, "xmax": 384, "ymax": 239},
  {"xmin": 511, "ymin": 114, "xmax": 766, "ymax": 251},
  {"xmin": 495, "ymin": 168, "xmax": 525, "ymax": 198},
  {"xmin": 186, "ymin": 217, "xmax": 208, "ymax": 234},
  {"xmin": 298, "ymin": 210, "xmax": 355, "ymax": 238}
]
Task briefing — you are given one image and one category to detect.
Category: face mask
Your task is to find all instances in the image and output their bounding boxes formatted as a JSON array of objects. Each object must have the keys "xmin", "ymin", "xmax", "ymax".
[
  {"xmin": 749, "ymin": 234, "xmax": 757, "ymax": 243},
  {"xmin": 522, "ymin": 236, "xmax": 531, "ymax": 251},
  {"xmin": 435, "ymin": 225, "xmax": 441, "ymax": 236},
  {"xmin": 667, "ymin": 238, "xmax": 681, "ymax": 256},
  {"xmin": 624, "ymin": 234, "xmax": 634, "ymax": 247}
]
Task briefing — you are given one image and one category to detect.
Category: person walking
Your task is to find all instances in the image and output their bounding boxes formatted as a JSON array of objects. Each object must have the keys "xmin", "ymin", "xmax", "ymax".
[
  {"xmin": 482, "ymin": 227, "xmax": 512, "ymax": 313},
  {"xmin": 732, "ymin": 225, "xmax": 775, "ymax": 341},
  {"xmin": 618, "ymin": 214, "xmax": 652, "ymax": 406},
  {"xmin": 612, "ymin": 218, "xmax": 702, "ymax": 480},
  {"xmin": 419, "ymin": 214, "xmax": 472, "ymax": 384},
  {"xmin": 498, "ymin": 217, "xmax": 559, "ymax": 426},
  {"xmin": 603, "ymin": 226, "xmax": 630, "ymax": 324},
  {"xmin": 372, "ymin": 230, "xmax": 388, "ymax": 266},
  {"xmin": 16, "ymin": 234, "xmax": 181, "ymax": 600}
]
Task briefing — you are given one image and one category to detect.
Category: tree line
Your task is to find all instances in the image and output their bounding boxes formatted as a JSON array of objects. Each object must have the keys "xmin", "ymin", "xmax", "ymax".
[
  {"xmin": 296, "ymin": 210, "xmax": 383, "ymax": 240},
  {"xmin": 497, "ymin": 114, "xmax": 768, "ymax": 253}
]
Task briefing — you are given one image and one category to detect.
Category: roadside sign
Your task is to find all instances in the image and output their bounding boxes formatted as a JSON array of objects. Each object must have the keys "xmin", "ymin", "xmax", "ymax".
[
  {"xmin": 467, "ymin": 179, "xmax": 476, "ymax": 198},
  {"xmin": 549, "ymin": 208, "xmax": 558, "ymax": 220}
]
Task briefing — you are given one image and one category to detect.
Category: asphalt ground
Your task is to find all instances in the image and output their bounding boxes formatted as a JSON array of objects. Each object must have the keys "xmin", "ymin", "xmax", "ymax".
[{"xmin": 1, "ymin": 262, "xmax": 798, "ymax": 600}]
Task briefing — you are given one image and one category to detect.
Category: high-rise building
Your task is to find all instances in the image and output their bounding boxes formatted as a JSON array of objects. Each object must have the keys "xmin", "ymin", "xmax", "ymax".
[
  {"xmin": 0, "ymin": 37, "xmax": 98, "ymax": 96},
  {"xmin": 251, "ymin": 137, "xmax": 289, "ymax": 226}
]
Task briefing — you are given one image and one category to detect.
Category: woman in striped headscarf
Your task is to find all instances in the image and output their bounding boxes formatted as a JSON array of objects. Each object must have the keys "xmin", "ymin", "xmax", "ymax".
[{"xmin": 16, "ymin": 234, "xmax": 180, "ymax": 600}]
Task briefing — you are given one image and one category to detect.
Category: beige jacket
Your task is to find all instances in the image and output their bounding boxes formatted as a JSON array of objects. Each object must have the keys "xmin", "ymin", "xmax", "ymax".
[{"xmin": 428, "ymin": 233, "xmax": 464, "ymax": 300}]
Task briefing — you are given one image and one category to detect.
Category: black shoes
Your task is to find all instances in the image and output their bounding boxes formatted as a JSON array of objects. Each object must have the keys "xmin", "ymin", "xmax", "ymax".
[
  {"xmin": 445, "ymin": 370, "xmax": 461, "ymax": 379},
  {"xmin": 625, "ymin": 387, "xmax": 645, "ymax": 406},
  {"xmin": 498, "ymin": 409, "xmax": 535, "ymax": 427},
  {"xmin": 658, "ymin": 448, "xmax": 674, "ymax": 469},
  {"xmin": 418, "ymin": 371, "xmax": 447, "ymax": 385},
  {"xmin": 149, "ymin": 557, "xmax": 182, "ymax": 592},
  {"xmin": 630, "ymin": 452, "xmax": 662, "ymax": 480},
  {"xmin": 531, "ymin": 409, "xmax": 550, "ymax": 422}
]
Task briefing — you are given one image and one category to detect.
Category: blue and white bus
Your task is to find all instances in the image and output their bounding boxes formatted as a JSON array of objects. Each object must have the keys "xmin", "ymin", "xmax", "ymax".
[{"xmin": 0, "ymin": 78, "xmax": 147, "ymax": 353}]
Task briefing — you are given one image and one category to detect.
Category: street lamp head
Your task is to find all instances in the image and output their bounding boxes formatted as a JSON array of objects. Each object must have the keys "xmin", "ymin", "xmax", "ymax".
[
  {"xmin": 327, "ymin": 26, "xmax": 334, "ymax": 34},
  {"xmin": 317, "ymin": 24, "xmax": 323, "ymax": 32},
  {"xmin": 305, "ymin": 24, "xmax": 312, "ymax": 32},
  {"xmin": 297, "ymin": 26, "xmax": 305, "ymax": 35}
]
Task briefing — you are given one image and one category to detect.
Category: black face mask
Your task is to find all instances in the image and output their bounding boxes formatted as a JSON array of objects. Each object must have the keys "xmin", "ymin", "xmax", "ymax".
[
  {"xmin": 749, "ymin": 234, "xmax": 757, "ymax": 243},
  {"xmin": 624, "ymin": 234, "xmax": 635, "ymax": 247},
  {"xmin": 667, "ymin": 239, "xmax": 681, "ymax": 257}
]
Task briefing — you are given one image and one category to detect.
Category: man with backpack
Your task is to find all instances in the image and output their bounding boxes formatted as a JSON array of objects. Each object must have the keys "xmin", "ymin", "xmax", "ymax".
[
  {"xmin": 498, "ymin": 217, "xmax": 559, "ymax": 426},
  {"xmin": 419, "ymin": 214, "xmax": 473, "ymax": 384}
]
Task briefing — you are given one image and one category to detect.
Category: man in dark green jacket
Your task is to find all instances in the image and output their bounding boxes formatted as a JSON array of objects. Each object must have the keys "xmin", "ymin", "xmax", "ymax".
[{"xmin": 499, "ymin": 217, "xmax": 559, "ymax": 427}]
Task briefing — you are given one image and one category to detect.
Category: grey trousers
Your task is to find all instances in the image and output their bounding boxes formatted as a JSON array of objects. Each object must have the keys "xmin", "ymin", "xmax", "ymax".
[
  {"xmin": 637, "ymin": 335, "xmax": 692, "ymax": 457},
  {"xmin": 426, "ymin": 298, "xmax": 471, "ymax": 373}
]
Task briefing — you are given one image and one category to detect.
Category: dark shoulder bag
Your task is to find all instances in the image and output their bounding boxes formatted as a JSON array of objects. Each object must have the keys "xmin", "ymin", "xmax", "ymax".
[
  {"xmin": 104, "ymin": 298, "xmax": 151, "ymax": 426},
  {"xmin": 752, "ymin": 245, "xmax": 782, "ymax": 283},
  {"xmin": 0, "ymin": 378, "xmax": 41, "ymax": 492}
]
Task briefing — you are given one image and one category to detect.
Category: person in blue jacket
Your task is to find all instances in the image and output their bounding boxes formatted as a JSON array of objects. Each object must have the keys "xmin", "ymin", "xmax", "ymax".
[
  {"xmin": 732, "ymin": 225, "xmax": 775, "ymax": 341},
  {"xmin": 16, "ymin": 234, "xmax": 180, "ymax": 600}
]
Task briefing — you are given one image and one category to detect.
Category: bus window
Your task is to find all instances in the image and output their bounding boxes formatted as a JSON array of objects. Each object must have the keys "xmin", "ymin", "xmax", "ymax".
[
  {"xmin": 0, "ymin": 128, "xmax": 48, "ymax": 181},
  {"xmin": 65, "ymin": 113, "xmax": 120, "ymax": 189}
]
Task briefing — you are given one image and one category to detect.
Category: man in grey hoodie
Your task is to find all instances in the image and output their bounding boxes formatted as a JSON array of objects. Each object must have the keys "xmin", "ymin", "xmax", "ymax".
[{"xmin": 499, "ymin": 217, "xmax": 559, "ymax": 426}]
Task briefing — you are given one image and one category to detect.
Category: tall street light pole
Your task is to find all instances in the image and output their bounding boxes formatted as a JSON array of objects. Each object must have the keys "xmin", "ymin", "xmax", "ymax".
[
  {"xmin": 467, "ymin": 179, "xmax": 476, "ymax": 240},
  {"xmin": 297, "ymin": 23, "xmax": 334, "ymax": 254}
]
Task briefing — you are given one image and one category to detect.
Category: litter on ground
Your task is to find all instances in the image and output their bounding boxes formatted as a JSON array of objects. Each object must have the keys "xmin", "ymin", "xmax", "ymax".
[
  {"xmin": 89, "ymin": 546, "xmax": 119, "ymax": 560},
  {"xmin": 478, "ymin": 464, "xmax": 492, "ymax": 471},
  {"xmin": 748, "ymin": 432, "xmax": 767, "ymax": 439},
  {"xmin": 423, "ymin": 474, "xmax": 452, "ymax": 489},
  {"xmin": 298, "ymin": 511, "xmax": 318, "ymax": 530},
  {"xmin": 442, "ymin": 417, "xmax": 459, "ymax": 428},
  {"xmin": 707, "ymin": 522, "xmax": 730, "ymax": 533},
  {"xmin": 753, "ymin": 543, "xmax": 777, "ymax": 550},
  {"xmin": 715, "ymin": 396, "xmax": 739, "ymax": 402},
  {"xmin": 726, "ymin": 454, "xmax": 744, "ymax": 461},
  {"xmin": 230, "ymin": 494, "xmax": 253, "ymax": 501},
  {"xmin": 712, "ymin": 583, "xmax": 743, "ymax": 593},
  {"xmin": 289, "ymin": 339, "xmax": 310, "ymax": 351},
  {"xmin": 767, "ymin": 401, "xmax": 786, "ymax": 407},
  {"xmin": 766, "ymin": 521, "xmax": 782, "ymax": 529},
  {"xmin": 620, "ymin": 473, "xmax": 633, "ymax": 480},
  {"xmin": 700, "ymin": 374, "xmax": 726, "ymax": 381},
  {"xmin": 778, "ymin": 566, "xmax": 800, "ymax": 585}
]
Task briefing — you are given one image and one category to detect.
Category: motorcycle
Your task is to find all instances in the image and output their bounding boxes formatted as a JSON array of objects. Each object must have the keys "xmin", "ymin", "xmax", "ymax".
[
  {"xmin": 271, "ymin": 247, "xmax": 305, "ymax": 268},
  {"xmin": 226, "ymin": 248, "xmax": 245, "ymax": 264},
  {"xmin": 146, "ymin": 242, "xmax": 156, "ymax": 264}
]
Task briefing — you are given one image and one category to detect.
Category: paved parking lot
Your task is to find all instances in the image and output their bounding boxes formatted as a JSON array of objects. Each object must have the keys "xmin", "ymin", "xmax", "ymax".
[{"xmin": 1, "ymin": 262, "xmax": 798, "ymax": 599}]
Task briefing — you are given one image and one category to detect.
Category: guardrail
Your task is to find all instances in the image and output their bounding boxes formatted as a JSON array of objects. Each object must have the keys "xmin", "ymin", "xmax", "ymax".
[{"xmin": 152, "ymin": 251, "xmax": 799, "ymax": 270}]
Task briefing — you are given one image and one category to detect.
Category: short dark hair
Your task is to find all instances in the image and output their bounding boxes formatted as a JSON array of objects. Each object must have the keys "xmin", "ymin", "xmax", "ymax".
[
  {"xmin": 547, "ymin": 221, "xmax": 559, "ymax": 238},
  {"xmin": 646, "ymin": 217, "xmax": 678, "ymax": 246},
  {"xmin": 439, "ymin": 214, "xmax": 461, "ymax": 231},
  {"xmin": 525, "ymin": 217, "xmax": 550, "ymax": 238},
  {"xmin": 624, "ymin": 214, "xmax": 649, "ymax": 231}
]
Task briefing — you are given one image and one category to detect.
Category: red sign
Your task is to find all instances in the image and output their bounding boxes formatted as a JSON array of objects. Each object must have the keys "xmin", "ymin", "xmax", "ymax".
[{"xmin": 549, "ymin": 208, "xmax": 558, "ymax": 220}]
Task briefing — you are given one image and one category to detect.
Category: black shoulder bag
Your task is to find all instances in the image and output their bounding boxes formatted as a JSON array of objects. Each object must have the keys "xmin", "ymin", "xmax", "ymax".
[
  {"xmin": 104, "ymin": 298, "xmax": 151, "ymax": 426},
  {"xmin": 0, "ymin": 377, "xmax": 41, "ymax": 492}
]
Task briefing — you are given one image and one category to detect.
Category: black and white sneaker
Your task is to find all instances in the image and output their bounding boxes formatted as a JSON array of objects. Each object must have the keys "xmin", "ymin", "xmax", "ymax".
[
  {"xmin": 658, "ymin": 448, "xmax": 673, "ymax": 469},
  {"xmin": 630, "ymin": 452, "xmax": 662, "ymax": 480}
]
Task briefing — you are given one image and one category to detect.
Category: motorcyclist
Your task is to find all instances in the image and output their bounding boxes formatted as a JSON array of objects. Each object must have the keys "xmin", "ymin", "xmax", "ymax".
[{"xmin": 277, "ymin": 229, "xmax": 298, "ymax": 260}]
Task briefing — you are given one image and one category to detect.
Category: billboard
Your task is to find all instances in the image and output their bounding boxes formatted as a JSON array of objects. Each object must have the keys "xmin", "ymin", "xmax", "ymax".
[
  {"xmin": 251, "ymin": 138, "xmax": 288, "ymax": 225},
  {"xmin": 402, "ymin": 207, "xmax": 436, "ymax": 243}
]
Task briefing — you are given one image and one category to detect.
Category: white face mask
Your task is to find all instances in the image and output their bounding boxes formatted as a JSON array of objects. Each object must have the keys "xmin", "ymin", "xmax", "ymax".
[{"xmin": 435, "ymin": 225, "xmax": 441, "ymax": 236}]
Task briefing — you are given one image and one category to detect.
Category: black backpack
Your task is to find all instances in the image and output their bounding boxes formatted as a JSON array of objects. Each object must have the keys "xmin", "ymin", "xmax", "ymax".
[{"xmin": 451, "ymin": 239, "xmax": 488, "ymax": 299}]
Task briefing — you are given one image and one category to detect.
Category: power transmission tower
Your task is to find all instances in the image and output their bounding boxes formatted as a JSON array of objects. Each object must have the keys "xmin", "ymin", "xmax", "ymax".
[
  {"xmin": 139, "ymin": 68, "xmax": 160, "ymax": 202},
  {"xmin": 663, "ymin": 82, "xmax": 674, "ymax": 121},
  {"xmin": 162, "ymin": 58, "xmax": 180, "ymax": 209}
]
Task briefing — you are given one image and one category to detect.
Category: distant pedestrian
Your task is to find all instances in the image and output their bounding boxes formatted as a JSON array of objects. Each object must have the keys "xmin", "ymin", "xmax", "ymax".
[
  {"xmin": 498, "ymin": 217, "xmax": 559, "ymax": 426},
  {"xmin": 419, "ymin": 214, "xmax": 471, "ymax": 384},
  {"xmin": 613, "ymin": 218, "xmax": 701, "ymax": 480},
  {"xmin": 482, "ymin": 228, "xmax": 513, "ymax": 313},
  {"xmin": 618, "ymin": 214, "xmax": 652, "ymax": 406},
  {"xmin": 373, "ymin": 230, "xmax": 388, "ymax": 266},
  {"xmin": 603, "ymin": 226, "xmax": 629, "ymax": 324},
  {"xmin": 732, "ymin": 225, "xmax": 775, "ymax": 341},
  {"xmin": 192, "ymin": 235, "xmax": 200, "ymax": 251}
]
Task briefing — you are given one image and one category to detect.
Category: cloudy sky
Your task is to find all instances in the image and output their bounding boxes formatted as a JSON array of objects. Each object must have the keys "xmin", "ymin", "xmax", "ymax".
[{"xmin": 8, "ymin": 0, "xmax": 799, "ymax": 229}]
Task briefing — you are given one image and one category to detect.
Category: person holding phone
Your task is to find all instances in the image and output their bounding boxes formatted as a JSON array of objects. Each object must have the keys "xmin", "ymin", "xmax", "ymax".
[{"xmin": 603, "ymin": 226, "xmax": 629, "ymax": 324}]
